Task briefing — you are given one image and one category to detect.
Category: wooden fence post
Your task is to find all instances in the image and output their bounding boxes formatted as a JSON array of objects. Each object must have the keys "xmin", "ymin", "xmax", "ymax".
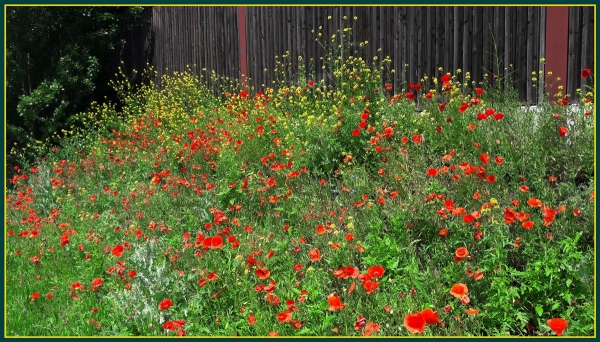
[
  {"xmin": 544, "ymin": 6, "xmax": 569, "ymax": 102},
  {"xmin": 238, "ymin": 6, "xmax": 248, "ymax": 91}
]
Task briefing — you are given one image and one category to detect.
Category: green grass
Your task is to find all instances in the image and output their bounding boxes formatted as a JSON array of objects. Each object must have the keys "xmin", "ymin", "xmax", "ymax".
[{"xmin": 5, "ymin": 32, "xmax": 595, "ymax": 336}]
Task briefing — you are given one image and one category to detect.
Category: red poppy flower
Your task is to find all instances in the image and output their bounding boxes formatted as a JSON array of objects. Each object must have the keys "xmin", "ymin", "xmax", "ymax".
[
  {"xmin": 542, "ymin": 206, "xmax": 557, "ymax": 226},
  {"xmin": 558, "ymin": 126, "xmax": 568, "ymax": 137},
  {"xmin": 421, "ymin": 308, "xmax": 441, "ymax": 325},
  {"xmin": 547, "ymin": 318, "xmax": 568, "ymax": 336},
  {"xmin": 352, "ymin": 129, "xmax": 361, "ymax": 137},
  {"xmin": 277, "ymin": 312, "xmax": 292, "ymax": 323},
  {"xmin": 30, "ymin": 292, "xmax": 40, "ymax": 301},
  {"xmin": 441, "ymin": 74, "xmax": 451, "ymax": 82},
  {"xmin": 255, "ymin": 268, "xmax": 271, "ymax": 280},
  {"xmin": 308, "ymin": 248, "xmax": 321, "ymax": 261},
  {"xmin": 327, "ymin": 292, "xmax": 346, "ymax": 311},
  {"xmin": 458, "ymin": 102, "xmax": 470, "ymax": 113},
  {"xmin": 159, "ymin": 299, "xmax": 173, "ymax": 311},
  {"xmin": 211, "ymin": 235, "xmax": 224, "ymax": 249},
  {"xmin": 439, "ymin": 228, "xmax": 448, "ymax": 236},
  {"xmin": 522, "ymin": 221, "xmax": 534, "ymax": 229},
  {"xmin": 362, "ymin": 278, "xmax": 381, "ymax": 294},
  {"xmin": 367, "ymin": 265, "xmax": 385, "ymax": 278},
  {"xmin": 163, "ymin": 320, "xmax": 186, "ymax": 331},
  {"xmin": 403, "ymin": 312, "xmax": 426, "ymax": 334},
  {"xmin": 527, "ymin": 198, "xmax": 543, "ymax": 207},
  {"xmin": 91, "ymin": 277, "xmax": 103, "ymax": 291},
  {"xmin": 412, "ymin": 135, "xmax": 422, "ymax": 144},
  {"xmin": 364, "ymin": 322, "xmax": 381, "ymax": 336},
  {"xmin": 479, "ymin": 153, "xmax": 489, "ymax": 165},
  {"xmin": 355, "ymin": 316, "xmax": 367, "ymax": 330},
  {"xmin": 426, "ymin": 168, "xmax": 438, "ymax": 177},
  {"xmin": 316, "ymin": 225, "xmax": 326, "ymax": 235},
  {"xmin": 466, "ymin": 308, "xmax": 479, "ymax": 315},
  {"xmin": 449, "ymin": 283, "xmax": 469, "ymax": 298},
  {"xmin": 455, "ymin": 247, "xmax": 469, "ymax": 259},
  {"xmin": 112, "ymin": 244, "xmax": 124, "ymax": 257},
  {"xmin": 581, "ymin": 68, "xmax": 591, "ymax": 78}
]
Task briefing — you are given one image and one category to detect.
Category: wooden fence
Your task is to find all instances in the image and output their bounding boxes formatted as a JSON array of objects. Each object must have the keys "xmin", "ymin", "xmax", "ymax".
[{"xmin": 120, "ymin": 6, "xmax": 594, "ymax": 104}]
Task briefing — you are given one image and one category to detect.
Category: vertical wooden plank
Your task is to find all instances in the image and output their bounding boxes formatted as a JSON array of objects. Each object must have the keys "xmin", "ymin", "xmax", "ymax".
[
  {"xmin": 201, "ymin": 7, "xmax": 207, "ymax": 85},
  {"xmin": 206, "ymin": 7, "xmax": 211, "ymax": 88},
  {"xmin": 471, "ymin": 7, "xmax": 482, "ymax": 86},
  {"xmin": 400, "ymin": 6, "xmax": 408, "ymax": 85},
  {"xmin": 503, "ymin": 6, "xmax": 512, "ymax": 85},
  {"xmin": 210, "ymin": 7, "xmax": 216, "ymax": 84},
  {"xmin": 515, "ymin": 7, "xmax": 525, "ymax": 100},
  {"xmin": 393, "ymin": 6, "xmax": 399, "ymax": 91},
  {"xmin": 191, "ymin": 7, "xmax": 196, "ymax": 75},
  {"xmin": 160, "ymin": 6, "xmax": 165, "ymax": 82},
  {"xmin": 462, "ymin": 7, "xmax": 472, "ymax": 84},
  {"xmin": 267, "ymin": 7, "xmax": 273, "ymax": 88},
  {"xmin": 166, "ymin": 7, "xmax": 171, "ymax": 81},
  {"xmin": 452, "ymin": 7, "xmax": 460, "ymax": 77},
  {"xmin": 435, "ymin": 7, "xmax": 444, "ymax": 77},
  {"xmin": 217, "ymin": 6, "xmax": 222, "ymax": 87},
  {"xmin": 526, "ymin": 6, "xmax": 535, "ymax": 103},
  {"xmin": 580, "ymin": 6, "xmax": 593, "ymax": 94},
  {"xmin": 380, "ymin": 6, "xmax": 386, "ymax": 67},
  {"xmin": 416, "ymin": 7, "xmax": 424, "ymax": 82},
  {"xmin": 567, "ymin": 7, "xmax": 581, "ymax": 100},
  {"xmin": 533, "ymin": 6, "xmax": 541, "ymax": 104},
  {"xmin": 302, "ymin": 6, "xmax": 308, "ymax": 79},
  {"xmin": 417, "ymin": 6, "xmax": 423, "ymax": 81},
  {"xmin": 538, "ymin": 6, "xmax": 546, "ymax": 103},
  {"xmin": 253, "ymin": 6, "xmax": 260, "ymax": 89},
  {"xmin": 444, "ymin": 7, "xmax": 452, "ymax": 73},
  {"xmin": 248, "ymin": 7, "xmax": 255, "ymax": 89},
  {"xmin": 425, "ymin": 7, "xmax": 433, "ymax": 80}
]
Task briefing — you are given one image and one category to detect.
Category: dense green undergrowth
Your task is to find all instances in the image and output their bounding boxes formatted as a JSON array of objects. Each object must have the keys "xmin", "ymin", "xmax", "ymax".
[{"xmin": 5, "ymin": 25, "xmax": 595, "ymax": 336}]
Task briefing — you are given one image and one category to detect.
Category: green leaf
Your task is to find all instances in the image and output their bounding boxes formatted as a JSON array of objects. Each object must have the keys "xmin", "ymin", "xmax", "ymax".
[
  {"xmin": 297, "ymin": 328, "xmax": 316, "ymax": 335},
  {"xmin": 535, "ymin": 305, "xmax": 543, "ymax": 316},
  {"xmin": 321, "ymin": 314, "xmax": 336, "ymax": 329},
  {"xmin": 412, "ymin": 278, "xmax": 426, "ymax": 296}
]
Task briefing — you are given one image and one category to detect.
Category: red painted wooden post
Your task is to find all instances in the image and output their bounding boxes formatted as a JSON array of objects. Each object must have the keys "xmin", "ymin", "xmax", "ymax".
[
  {"xmin": 238, "ymin": 6, "xmax": 248, "ymax": 91},
  {"xmin": 544, "ymin": 6, "xmax": 569, "ymax": 101}
]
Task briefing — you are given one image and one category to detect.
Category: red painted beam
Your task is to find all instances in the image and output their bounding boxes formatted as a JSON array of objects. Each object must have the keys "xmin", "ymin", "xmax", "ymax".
[
  {"xmin": 544, "ymin": 6, "xmax": 569, "ymax": 101},
  {"xmin": 238, "ymin": 6, "xmax": 248, "ymax": 90}
]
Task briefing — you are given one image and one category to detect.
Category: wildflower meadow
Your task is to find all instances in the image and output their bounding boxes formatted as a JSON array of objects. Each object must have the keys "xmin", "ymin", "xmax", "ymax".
[{"xmin": 5, "ymin": 24, "xmax": 595, "ymax": 337}]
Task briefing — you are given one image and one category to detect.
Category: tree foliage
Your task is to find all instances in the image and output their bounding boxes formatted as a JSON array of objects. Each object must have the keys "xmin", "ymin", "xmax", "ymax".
[{"xmin": 6, "ymin": 6, "xmax": 145, "ymax": 168}]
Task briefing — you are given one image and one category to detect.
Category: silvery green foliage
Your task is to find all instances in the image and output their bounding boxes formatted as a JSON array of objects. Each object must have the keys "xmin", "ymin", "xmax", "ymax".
[
  {"xmin": 28, "ymin": 166, "xmax": 56, "ymax": 218},
  {"xmin": 104, "ymin": 239, "xmax": 179, "ymax": 333}
]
